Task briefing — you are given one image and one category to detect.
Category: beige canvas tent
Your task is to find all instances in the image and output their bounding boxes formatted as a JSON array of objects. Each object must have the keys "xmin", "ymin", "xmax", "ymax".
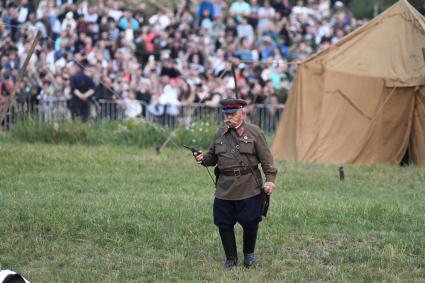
[{"xmin": 271, "ymin": 0, "xmax": 425, "ymax": 166}]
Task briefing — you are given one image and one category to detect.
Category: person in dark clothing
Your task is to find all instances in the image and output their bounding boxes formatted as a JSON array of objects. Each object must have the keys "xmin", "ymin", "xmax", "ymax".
[
  {"xmin": 136, "ymin": 80, "xmax": 151, "ymax": 117},
  {"xmin": 95, "ymin": 75, "xmax": 118, "ymax": 120},
  {"xmin": 69, "ymin": 61, "xmax": 95, "ymax": 122},
  {"xmin": 95, "ymin": 76, "xmax": 115, "ymax": 101},
  {"xmin": 160, "ymin": 57, "xmax": 180, "ymax": 78}
]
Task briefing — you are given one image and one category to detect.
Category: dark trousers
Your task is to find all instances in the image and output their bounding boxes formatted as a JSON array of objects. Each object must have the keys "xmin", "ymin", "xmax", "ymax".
[
  {"xmin": 70, "ymin": 97, "xmax": 90, "ymax": 122},
  {"xmin": 213, "ymin": 193, "xmax": 263, "ymax": 231}
]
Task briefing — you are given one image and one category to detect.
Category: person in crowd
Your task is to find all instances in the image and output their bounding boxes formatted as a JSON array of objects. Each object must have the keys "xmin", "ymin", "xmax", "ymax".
[
  {"xmin": 69, "ymin": 60, "xmax": 95, "ymax": 122},
  {"xmin": 229, "ymin": 0, "xmax": 251, "ymax": 23},
  {"xmin": 236, "ymin": 16, "xmax": 255, "ymax": 47},
  {"xmin": 257, "ymin": 0, "xmax": 275, "ymax": 37},
  {"xmin": 118, "ymin": 90, "xmax": 142, "ymax": 119},
  {"xmin": 159, "ymin": 75, "xmax": 180, "ymax": 126},
  {"xmin": 196, "ymin": 0, "xmax": 215, "ymax": 26},
  {"xmin": 37, "ymin": 79, "xmax": 55, "ymax": 122}
]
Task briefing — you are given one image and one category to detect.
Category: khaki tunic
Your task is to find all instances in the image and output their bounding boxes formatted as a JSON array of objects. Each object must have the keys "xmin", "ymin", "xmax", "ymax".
[{"xmin": 203, "ymin": 121, "xmax": 278, "ymax": 200}]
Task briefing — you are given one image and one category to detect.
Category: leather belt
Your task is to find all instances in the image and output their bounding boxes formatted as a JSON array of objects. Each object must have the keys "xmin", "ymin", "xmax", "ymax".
[{"xmin": 219, "ymin": 166, "xmax": 258, "ymax": 177}]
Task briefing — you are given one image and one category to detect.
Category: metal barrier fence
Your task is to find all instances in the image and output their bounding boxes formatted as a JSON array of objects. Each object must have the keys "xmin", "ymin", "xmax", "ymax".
[
  {"xmin": 2, "ymin": 99, "xmax": 284, "ymax": 133},
  {"xmin": 1, "ymin": 98, "xmax": 71, "ymax": 130}
]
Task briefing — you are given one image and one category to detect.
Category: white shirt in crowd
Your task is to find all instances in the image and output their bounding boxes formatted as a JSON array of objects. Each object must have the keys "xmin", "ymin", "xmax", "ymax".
[
  {"xmin": 159, "ymin": 84, "xmax": 180, "ymax": 116},
  {"xmin": 119, "ymin": 98, "xmax": 142, "ymax": 119},
  {"xmin": 18, "ymin": 6, "xmax": 29, "ymax": 23}
]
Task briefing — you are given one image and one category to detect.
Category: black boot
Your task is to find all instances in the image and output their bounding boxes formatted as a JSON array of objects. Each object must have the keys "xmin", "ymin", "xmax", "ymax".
[
  {"xmin": 243, "ymin": 227, "xmax": 258, "ymax": 268},
  {"xmin": 219, "ymin": 229, "xmax": 238, "ymax": 269}
]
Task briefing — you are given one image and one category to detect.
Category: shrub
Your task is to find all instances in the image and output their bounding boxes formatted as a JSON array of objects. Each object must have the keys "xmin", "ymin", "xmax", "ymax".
[
  {"xmin": 10, "ymin": 117, "xmax": 56, "ymax": 143},
  {"xmin": 109, "ymin": 119, "xmax": 169, "ymax": 148},
  {"xmin": 173, "ymin": 117, "xmax": 220, "ymax": 150},
  {"xmin": 8, "ymin": 118, "xmax": 220, "ymax": 149}
]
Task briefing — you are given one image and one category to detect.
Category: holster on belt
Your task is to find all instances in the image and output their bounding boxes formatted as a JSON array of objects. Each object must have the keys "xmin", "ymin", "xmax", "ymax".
[
  {"xmin": 214, "ymin": 166, "xmax": 220, "ymax": 184},
  {"xmin": 261, "ymin": 192, "xmax": 270, "ymax": 217}
]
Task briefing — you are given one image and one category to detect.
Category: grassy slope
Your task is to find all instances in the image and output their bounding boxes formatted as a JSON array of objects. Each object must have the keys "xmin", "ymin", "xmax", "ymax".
[{"xmin": 0, "ymin": 140, "xmax": 424, "ymax": 282}]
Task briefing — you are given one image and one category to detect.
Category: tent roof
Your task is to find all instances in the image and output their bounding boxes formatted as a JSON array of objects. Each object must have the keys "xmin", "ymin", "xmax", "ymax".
[{"xmin": 303, "ymin": 0, "xmax": 425, "ymax": 87}]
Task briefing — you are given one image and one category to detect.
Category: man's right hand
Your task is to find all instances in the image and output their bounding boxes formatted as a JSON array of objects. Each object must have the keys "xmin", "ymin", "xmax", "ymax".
[{"xmin": 194, "ymin": 151, "xmax": 204, "ymax": 164}]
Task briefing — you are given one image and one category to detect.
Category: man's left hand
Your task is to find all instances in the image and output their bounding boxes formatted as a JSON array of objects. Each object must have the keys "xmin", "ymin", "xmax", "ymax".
[{"xmin": 263, "ymin": 182, "xmax": 275, "ymax": 195}]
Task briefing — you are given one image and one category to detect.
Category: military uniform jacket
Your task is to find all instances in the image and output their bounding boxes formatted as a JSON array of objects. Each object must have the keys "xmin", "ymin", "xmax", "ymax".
[{"xmin": 203, "ymin": 121, "xmax": 278, "ymax": 200}]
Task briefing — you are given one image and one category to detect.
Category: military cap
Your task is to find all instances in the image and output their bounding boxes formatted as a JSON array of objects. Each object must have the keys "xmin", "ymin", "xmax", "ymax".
[{"xmin": 220, "ymin": 98, "xmax": 247, "ymax": 113}]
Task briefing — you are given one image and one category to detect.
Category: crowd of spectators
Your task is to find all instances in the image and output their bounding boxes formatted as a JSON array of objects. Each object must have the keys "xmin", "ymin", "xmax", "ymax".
[{"xmin": 0, "ymin": 0, "xmax": 372, "ymax": 122}]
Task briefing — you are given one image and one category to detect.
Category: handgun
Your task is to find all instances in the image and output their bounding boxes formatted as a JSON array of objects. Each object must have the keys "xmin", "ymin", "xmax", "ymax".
[{"xmin": 183, "ymin": 145, "xmax": 202, "ymax": 156}]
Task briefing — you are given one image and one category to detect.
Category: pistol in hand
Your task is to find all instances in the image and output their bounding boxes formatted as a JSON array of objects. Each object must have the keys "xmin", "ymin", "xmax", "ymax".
[{"xmin": 183, "ymin": 145, "xmax": 204, "ymax": 163}]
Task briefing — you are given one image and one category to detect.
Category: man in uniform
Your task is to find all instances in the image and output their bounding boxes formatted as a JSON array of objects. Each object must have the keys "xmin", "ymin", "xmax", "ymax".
[{"xmin": 194, "ymin": 97, "xmax": 277, "ymax": 269}]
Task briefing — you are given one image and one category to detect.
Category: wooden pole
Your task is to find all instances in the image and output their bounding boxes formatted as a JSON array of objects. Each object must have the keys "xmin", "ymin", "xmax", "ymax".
[
  {"xmin": 0, "ymin": 30, "xmax": 41, "ymax": 126},
  {"xmin": 231, "ymin": 63, "xmax": 239, "ymax": 99}
]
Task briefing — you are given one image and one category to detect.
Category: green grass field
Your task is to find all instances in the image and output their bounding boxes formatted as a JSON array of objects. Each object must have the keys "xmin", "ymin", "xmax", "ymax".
[{"xmin": 0, "ymin": 138, "xmax": 424, "ymax": 282}]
